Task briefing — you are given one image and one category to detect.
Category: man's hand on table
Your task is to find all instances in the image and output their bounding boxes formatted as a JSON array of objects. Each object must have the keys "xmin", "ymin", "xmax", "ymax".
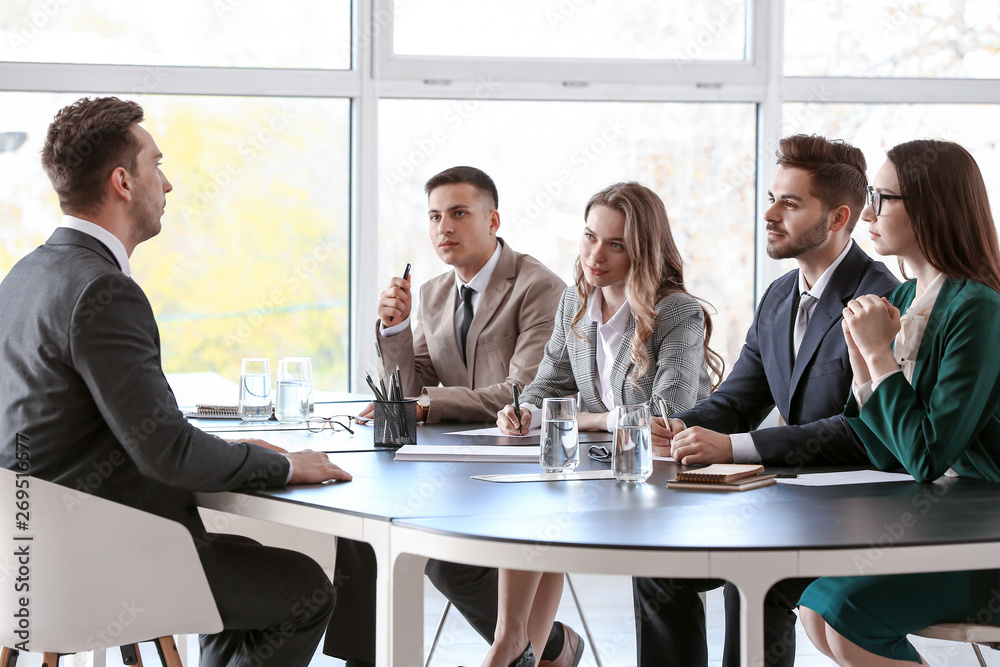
[{"xmin": 288, "ymin": 451, "xmax": 353, "ymax": 484}]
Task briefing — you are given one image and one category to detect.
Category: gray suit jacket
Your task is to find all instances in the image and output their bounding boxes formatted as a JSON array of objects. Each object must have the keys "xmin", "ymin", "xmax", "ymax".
[
  {"xmin": 375, "ymin": 239, "xmax": 565, "ymax": 422},
  {"xmin": 0, "ymin": 228, "xmax": 289, "ymax": 541},
  {"xmin": 520, "ymin": 287, "xmax": 713, "ymax": 414}
]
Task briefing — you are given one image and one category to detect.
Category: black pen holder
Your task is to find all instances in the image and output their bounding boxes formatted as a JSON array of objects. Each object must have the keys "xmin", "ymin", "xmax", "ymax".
[{"xmin": 373, "ymin": 399, "xmax": 417, "ymax": 447}]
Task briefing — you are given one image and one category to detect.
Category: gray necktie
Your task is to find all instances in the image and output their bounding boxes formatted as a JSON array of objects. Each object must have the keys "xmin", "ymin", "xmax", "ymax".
[
  {"xmin": 459, "ymin": 285, "xmax": 475, "ymax": 363},
  {"xmin": 794, "ymin": 292, "xmax": 818, "ymax": 357}
]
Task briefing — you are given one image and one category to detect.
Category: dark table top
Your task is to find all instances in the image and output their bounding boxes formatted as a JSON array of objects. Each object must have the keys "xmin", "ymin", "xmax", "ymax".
[
  {"xmin": 397, "ymin": 475, "xmax": 1000, "ymax": 551},
  {"xmin": 234, "ymin": 431, "xmax": 1000, "ymax": 551}
]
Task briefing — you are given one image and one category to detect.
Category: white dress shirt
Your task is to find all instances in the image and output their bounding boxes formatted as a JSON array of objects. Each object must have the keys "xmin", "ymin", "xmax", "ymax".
[
  {"xmin": 524, "ymin": 289, "xmax": 631, "ymax": 433},
  {"xmin": 381, "ymin": 241, "xmax": 502, "ymax": 340},
  {"xmin": 59, "ymin": 214, "xmax": 132, "ymax": 277},
  {"xmin": 729, "ymin": 239, "xmax": 855, "ymax": 463}
]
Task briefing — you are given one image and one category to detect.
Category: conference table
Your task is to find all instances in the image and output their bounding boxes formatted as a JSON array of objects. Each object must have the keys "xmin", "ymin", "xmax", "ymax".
[{"xmin": 195, "ymin": 421, "xmax": 1000, "ymax": 667}]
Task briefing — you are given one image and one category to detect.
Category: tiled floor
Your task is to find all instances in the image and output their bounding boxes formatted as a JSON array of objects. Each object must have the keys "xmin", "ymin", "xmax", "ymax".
[{"xmin": 28, "ymin": 574, "xmax": 995, "ymax": 666}]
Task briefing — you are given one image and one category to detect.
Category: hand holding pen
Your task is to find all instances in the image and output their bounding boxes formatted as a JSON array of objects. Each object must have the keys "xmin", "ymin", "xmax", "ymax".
[{"xmin": 378, "ymin": 263, "xmax": 412, "ymax": 327}]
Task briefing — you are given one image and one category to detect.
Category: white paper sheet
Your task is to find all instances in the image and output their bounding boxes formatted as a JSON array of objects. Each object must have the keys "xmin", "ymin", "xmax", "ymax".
[
  {"xmin": 443, "ymin": 426, "xmax": 537, "ymax": 438},
  {"xmin": 394, "ymin": 444, "xmax": 540, "ymax": 462},
  {"xmin": 472, "ymin": 470, "xmax": 617, "ymax": 483},
  {"xmin": 776, "ymin": 470, "xmax": 914, "ymax": 486}
]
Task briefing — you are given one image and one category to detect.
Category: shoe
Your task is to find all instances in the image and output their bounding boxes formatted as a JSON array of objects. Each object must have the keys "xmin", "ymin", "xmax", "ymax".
[
  {"xmin": 460, "ymin": 642, "xmax": 534, "ymax": 667},
  {"xmin": 509, "ymin": 643, "xmax": 535, "ymax": 667},
  {"xmin": 538, "ymin": 623, "xmax": 584, "ymax": 667}
]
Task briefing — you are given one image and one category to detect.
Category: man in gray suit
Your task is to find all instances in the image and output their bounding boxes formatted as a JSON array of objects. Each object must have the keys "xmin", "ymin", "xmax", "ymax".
[
  {"xmin": 0, "ymin": 96, "xmax": 352, "ymax": 667},
  {"xmin": 325, "ymin": 167, "xmax": 582, "ymax": 667}
]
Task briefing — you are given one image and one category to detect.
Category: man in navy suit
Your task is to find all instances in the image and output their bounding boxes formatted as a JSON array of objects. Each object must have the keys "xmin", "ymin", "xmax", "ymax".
[{"xmin": 634, "ymin": 135, "xmax": 899, "ymax": 667}]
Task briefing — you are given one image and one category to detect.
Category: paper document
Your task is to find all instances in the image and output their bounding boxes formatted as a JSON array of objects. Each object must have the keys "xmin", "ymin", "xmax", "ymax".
[
  {"xmin": 653, "ymin": 454, "xmax": 675, "ymax": 462},
  {"xmin": 777, "ymin": 470, "xmax": 913, "ymax": 486},
  {"xmin": 444, "ymin": 426, "xmax": 537, "ymax": 438},
  {"xmin": 394, "ymin": 444, "xmax": 540, "ymax": 462},
  {"xmin": 473, "ymin": 470, "xmax": 617, "ymax": 483}
]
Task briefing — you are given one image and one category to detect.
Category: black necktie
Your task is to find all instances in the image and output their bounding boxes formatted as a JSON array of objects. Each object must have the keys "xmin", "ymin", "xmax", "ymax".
[{"xmin": 460, "ymin": 285, "xmax": 475, "ymax": 363}]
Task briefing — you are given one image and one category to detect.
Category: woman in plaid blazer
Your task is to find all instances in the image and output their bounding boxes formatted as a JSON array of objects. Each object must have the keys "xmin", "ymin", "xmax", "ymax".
[{"xmin": 485, "ymin": 182, "xmax": 723, "ymax": 667}]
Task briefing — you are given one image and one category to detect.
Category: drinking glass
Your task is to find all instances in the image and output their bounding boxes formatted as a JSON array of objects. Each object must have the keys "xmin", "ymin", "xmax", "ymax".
[
  {"xmin": 275, "ymin": 357, "xmax": 313, "ymax": 423},
  {"xmin": 613, "ymin": 404, "xmax": 652, "ymax": 482},
  {"xmin": 540, "ymin": 397, "xmax": 579, "ymax": 473},
  {"xmin": 238, "ymin": 358, "xmax": 272, "ymax": 421}
]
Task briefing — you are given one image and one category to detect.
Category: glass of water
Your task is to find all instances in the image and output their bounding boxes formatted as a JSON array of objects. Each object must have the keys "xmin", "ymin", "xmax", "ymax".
[
  {"xmin": 238, "ymin": 358, "xmax": 272, "ymax": 421},
  {"xmin": 540, "ymin": 397, "xmax": 579, "ymax": 473},
  {"xmin": 275, "ymin": 357, "xmax": 313, "ymax": 423},
  {"xmin": 613, "ymin": 404, "xmax": 652, "ymax": 482}
]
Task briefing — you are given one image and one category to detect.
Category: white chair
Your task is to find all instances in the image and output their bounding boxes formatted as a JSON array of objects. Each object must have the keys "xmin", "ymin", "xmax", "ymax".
[
  {"xmin": 425, "ymin": 573, "xmax": 603, "ymax": 667},
  {"xmin": 0, "ymin": 468, "xmax": 222, "ymax": 666},
  {"xmin": 913, "ymin": 623, "xmax": 1000, "ymax": 666}
]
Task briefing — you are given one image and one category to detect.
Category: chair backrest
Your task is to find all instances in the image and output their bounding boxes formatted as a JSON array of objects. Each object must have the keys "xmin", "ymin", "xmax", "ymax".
[{"xmin": 0, "ymin": 469, "xmax": 222, "ymax": 654}]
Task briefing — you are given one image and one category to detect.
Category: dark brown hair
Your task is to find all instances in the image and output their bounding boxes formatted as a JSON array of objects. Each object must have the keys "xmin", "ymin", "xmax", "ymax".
[
  {"xmin": 41, "ymin": 96, "xmax": 145, "ymax": 216},
  {"xmin": 886, "ymin": 139, "xmax": 1000, "ymax": 293},
  {"xmin": 776, "ymin": 134, "xmax": 868, "ymax": 232},
  {"xmin": 424, "ymin": 166, "xmax": 499, "ymax": 209},
  {"xmin": 572, "ymin": 182, "xmax": 724, "ymax": 388}
]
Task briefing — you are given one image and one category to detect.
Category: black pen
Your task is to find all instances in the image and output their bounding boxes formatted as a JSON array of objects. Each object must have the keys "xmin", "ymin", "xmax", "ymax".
[
  {"xmin": 512, "ymin": 385, "xmax": 521, "ymax": 424},
  {"xmin": 389, "ymin": 262, "xmax": 411, "ymax": 323}
]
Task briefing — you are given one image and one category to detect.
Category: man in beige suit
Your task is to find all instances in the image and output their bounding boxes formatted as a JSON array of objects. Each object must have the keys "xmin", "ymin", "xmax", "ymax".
[
  {"xmin": 372, "ymin": 166, "xmax": 565, "ymax": 422},
  {"xmin": 325, "ymin": 166, "xmax": 580, "ymax": 666}
]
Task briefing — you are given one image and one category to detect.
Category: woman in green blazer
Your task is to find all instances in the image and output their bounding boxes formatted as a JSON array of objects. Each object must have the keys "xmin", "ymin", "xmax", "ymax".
[{"xmin": 798, "ymin": 139, "xmax": 1000, "ymax": 665}]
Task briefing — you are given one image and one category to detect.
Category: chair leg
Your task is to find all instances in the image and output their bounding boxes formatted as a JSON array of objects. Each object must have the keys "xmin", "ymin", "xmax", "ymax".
[
  {"xmin": 973, "ymin": 643, "xmax": 989, "ymax": 667},
  {"xmin": 40, "ymin": 654, "xmax": 60, "ymax": 667},
  {"xmin": 0, "ymin": 647, "xmax": 18, "ymax": 667},
  {"xmin": 120, "ymin": 644, "xmax": 144, "ymax": 666},
  {"xmin": 565, "ymin": 573, "xmax": 603, "ymax": 667},
  {"xmin": 154, "ymin": 637, "xmax": 184, "ymax": 667},
  {"xmin": 425, "ymin": 600, "xmax": 453, "ymax": 667}
]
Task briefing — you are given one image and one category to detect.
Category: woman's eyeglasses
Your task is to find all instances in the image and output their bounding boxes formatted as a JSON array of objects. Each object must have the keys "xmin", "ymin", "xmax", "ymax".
[
  {"xmin": 306, "ymin": 415, "xmax": 357, "ymax": 435},
  {"xmin": 867, "ymin": 185, "xmax": 906, "ymax": 217}
]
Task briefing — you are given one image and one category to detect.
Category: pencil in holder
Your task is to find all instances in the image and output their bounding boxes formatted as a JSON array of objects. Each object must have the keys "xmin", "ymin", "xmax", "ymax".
[{"xmin": 373, "ymin": 399, "xmax": 417, "ymax": 447}]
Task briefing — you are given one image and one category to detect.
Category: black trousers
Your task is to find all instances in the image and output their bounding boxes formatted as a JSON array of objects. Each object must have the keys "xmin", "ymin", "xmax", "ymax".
[
  {"xmin": 632, "ymin": 577, "xmax": 813, "ymax": 667},
  {"xmin": 197, "ymin": 533, "xmax": 336, "ymax": 667},
  {"xmin": 324, "ymin": 539, "xmax": 555, "ymax": 662}
]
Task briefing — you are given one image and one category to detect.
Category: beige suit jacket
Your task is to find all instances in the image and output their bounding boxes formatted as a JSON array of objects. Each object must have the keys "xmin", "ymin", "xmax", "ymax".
[{"xmin": 375, "ymin": 239, "xmax": 565, "ymax": 422}]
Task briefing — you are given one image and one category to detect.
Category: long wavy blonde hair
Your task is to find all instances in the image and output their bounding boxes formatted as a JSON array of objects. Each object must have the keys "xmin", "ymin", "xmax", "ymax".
[{"xmin": 570, "ymin": 182, "xmax": 723, "ymax": 388}]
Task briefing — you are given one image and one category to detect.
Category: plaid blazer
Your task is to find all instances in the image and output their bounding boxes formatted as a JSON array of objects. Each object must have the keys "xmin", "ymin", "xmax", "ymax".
[{"xmin": 520, "ymin": 286, "xmax": 712, "ymax": 415}]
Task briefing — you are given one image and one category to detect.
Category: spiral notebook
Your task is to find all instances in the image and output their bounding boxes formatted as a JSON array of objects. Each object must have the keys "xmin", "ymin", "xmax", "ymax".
[
  {"xmin": 184, "ymin": 404, "xmax": 243, "ymax": 419},
  {"xmin": 667, "ymin": 464, "xmax": 775, "ymax": 492}
]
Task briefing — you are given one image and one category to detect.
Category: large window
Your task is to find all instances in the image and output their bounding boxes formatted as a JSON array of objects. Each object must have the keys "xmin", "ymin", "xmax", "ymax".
[
  {"xmin": 3, "ymin": 0, "xmax": 998, "ymax": 393},
  {"xmin": 394, "ymin": 0, "xmax": 748, "ymax": 61},
  {"xmin": 378, "ymin": 99, "xmax": 757, "ymax": 368},
  {"xmin": 0, "ymin": 0, "xmax": 352, "ymax": 68},
  {"xmin": 784, "ymin": 0, "xmax": 1000, "ymax": 78},
  {"xmin": 0, "ymin": 92, "xmax": 351, "ymax": 390}
]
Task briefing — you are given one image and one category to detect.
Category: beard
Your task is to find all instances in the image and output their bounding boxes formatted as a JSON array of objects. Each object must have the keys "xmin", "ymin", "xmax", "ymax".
[
  {"xmin": 129, "ymin": 178, "xmax": 163, "ymax": 247},
  {"xmin": 766, "ymin": 214, "xmax": 830, "ymax": 260}
]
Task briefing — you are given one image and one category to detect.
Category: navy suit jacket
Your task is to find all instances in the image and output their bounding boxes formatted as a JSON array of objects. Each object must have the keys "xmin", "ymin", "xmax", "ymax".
[{"xmin": 673, "ymin": 242, "xmax": 899, "ymax": 466}]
